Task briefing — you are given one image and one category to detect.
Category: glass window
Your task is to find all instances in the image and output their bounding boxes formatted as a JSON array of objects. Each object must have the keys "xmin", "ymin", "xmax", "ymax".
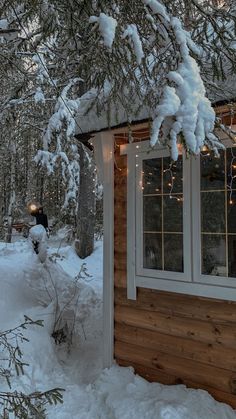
[
  {"xmin": 200, "ymin": 149, "xmax": 236, "ymax": 278},
  {"xmin": 124, "ymin": 139, "xmax": 236, "ymax": 302},
  {"xmin": 142, "ymin": 155, "xmax": 183, "ymax": 272}
]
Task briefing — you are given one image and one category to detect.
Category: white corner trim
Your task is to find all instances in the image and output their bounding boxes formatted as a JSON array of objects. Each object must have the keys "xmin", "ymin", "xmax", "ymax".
[
  {"xmin": 127, "ymin": 151, "xmax": 137, "ymax": 300},
  {"xmin": 93, "ymin": 131, "xmax": 114, "ymax": 368}
]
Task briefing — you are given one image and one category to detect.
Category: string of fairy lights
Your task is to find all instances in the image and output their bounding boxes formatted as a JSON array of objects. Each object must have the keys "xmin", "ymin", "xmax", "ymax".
[
  {"xmin": 137, "ymin": 143, "xmax": 183, "ymax": 202},
  {"xmin": 138, "ymin": 143, "xmax": 236, "ymax": 208},
  {"xmin": 228, "ymin": 108, "xmax": 236, "ymax": 206},
  {"xmin": 228, "ymin": 148, "xmax": 236, "ymax": 206}
]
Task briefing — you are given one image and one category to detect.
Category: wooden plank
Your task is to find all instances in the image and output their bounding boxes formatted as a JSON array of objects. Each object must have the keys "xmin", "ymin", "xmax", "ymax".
[
  {"xmin": 114, "ymin": 287, "xmax": 236, "ymax": 324},
  {"xmin": 114, "ymin": 219, "xmax": 126, "ymax": 230},
  {"xmin": 114, "ymin": 162, "xmax": 127, "ymax": 172},
  {"xmin": 114, "ymin": 271, "xmax": 127, "ymax": 288},
  {"xmin": 114, "ymin": 175, "xmax": 126, "ymax": 185},
  {"xmin": 114, "ymin": 201, "xmax": 126, "ymax": 215},
  {"xmin": 115, "ymin": 305, "xmax": 236, "ymax": 348},
  {"xmin": 114, "ymin": 234, "xmax": 127, "ymax": 250},
  {"xmin": 114, "ymin": 180, "xmax": 126, "ymax": 190},
  {"xmin": 115, "ymin": 341, "xmax": 236, "ymax": 394},
  {"xmin": 114, "ymin": 191, "xmax": 127, "ymax": 202},
  {"xmin": 115, "ymin": 322, "xmax": 236, "ymax": 371},
  {"xmin": 114, "ymin": 212, "xmax": 126, "ymax": 224},
  {"xmin": 116, "ymin": 358, "xmax": 236, "ymax": 409},
  {"xmin": 114, "ymin": 247, "xmax": 126, "ymax": 259},
  {"xmin": 114, "ymin": 135, "xmax": 128, "ymax": 142},
  {"xmin": 116, "ymin": 358, "xmax": 181, "ymax": 385},
  {"xmin": 114, "ymin": 257, "xmax": 126, "ymax": 272},
  {"xmin": 114, "ymin": 249, "xmax": 127, "ymax": 258}
]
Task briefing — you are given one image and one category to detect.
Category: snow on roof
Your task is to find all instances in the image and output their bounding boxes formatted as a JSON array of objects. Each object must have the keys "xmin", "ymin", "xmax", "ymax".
[
  {"xmin": 76, "ymin": 89, "xmax": 152, "ymax": 135},
  {"xmin": 75, "ymin": 76, "xmax": 236, "ymax": 136}
]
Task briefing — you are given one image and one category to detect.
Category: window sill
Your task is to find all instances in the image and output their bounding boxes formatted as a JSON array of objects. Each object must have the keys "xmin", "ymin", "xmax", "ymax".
[{"xmin": 135, "ymin": 275, "xmax": 236, "ymax": 301}]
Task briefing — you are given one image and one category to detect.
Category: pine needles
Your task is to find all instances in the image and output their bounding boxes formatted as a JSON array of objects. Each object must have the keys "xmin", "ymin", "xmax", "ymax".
[{"xmin": 0, "ymin": 316, "xmax": 64, "ymax": 418}]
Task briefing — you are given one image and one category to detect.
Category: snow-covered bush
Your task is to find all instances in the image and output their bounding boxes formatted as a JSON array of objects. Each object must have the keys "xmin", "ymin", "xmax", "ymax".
[{"xmin": 0, "ymin": 316, "xmax": 64, "ymax": 418}]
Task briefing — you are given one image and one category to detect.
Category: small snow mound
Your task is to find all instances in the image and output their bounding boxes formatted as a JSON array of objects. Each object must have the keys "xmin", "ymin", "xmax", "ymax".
[
  {"xmin": 29, "ymin": 225, "xmax": 47, "ymax": 262},
  {"xmin": 29, "ymin": 224, "xmax": 47, "ymax": 242}
]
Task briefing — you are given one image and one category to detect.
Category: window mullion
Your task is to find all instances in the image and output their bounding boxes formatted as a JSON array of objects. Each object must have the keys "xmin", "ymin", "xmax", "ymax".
[
  {"xmin": 225, "ymin": 149, "xmax": 229, "ymax": 277},
  {"xmin": 161, "ymin": 157, "xmax": 164, "ymax": 271},
  {"xmin": 191, "ymin": 155, "xmax": 201, "ymax": 283}
]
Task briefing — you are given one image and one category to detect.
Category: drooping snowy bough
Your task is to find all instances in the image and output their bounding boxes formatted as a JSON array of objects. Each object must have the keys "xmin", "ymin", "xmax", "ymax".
[
  {"xmin": 148, "ymin": 12, "xmax": 225, "ymax": 160},
  {"xmin": 1, "ymin": 0, "xmax": 236, "ymax": 204}
]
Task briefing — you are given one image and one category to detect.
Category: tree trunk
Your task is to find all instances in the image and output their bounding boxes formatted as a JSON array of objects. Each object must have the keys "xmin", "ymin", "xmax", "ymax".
[
  {"xmin": 75, "ymin": 143, "xmax": 95, "ymax": 259},
  {"xmin": 0, "ymin": 192, "xmax": 4, "ymax": 240},
  {"xmin": 6, "ymin": 140, "xmax": 16, "ymax": 243}
]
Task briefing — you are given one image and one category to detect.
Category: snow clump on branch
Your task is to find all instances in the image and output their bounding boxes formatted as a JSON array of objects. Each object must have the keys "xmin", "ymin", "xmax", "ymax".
[
  {"xmin": 123, "ymin": 24, "xmax": 144, "ymax": 65},
  {"xmin": 148, "ymin": 4, "xmax": 223, "ymax": 160},
  {"xmin": 89, "ymin": 13, "xmax": 117, "ymax": 49}
]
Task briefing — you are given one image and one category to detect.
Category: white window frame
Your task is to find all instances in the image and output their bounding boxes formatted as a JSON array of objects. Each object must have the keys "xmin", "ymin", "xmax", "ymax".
[
  {"xmin": 121, "ymin": 140, "xmax": 236, "ymax": 301},
  {"xmin": 192, "ymin": 152, "xmax": 236, "ymax": 289},
  {"xmin": 135, "ymin": 146, "xmax": 191, "ymax": 282}
]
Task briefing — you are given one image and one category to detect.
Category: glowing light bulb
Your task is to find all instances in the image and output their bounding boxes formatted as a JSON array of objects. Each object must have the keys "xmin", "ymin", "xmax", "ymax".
[
  {"xmin": 30, "ymin": 204, "xmax": 37, "ymax": 211},
  {"xmin": 230, "ymin": 200, "xmax": 233, "ymax": 205}
]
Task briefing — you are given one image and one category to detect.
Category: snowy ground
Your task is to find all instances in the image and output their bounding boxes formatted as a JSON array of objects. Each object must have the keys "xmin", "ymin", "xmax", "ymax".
[{"xmin": 0, "ymin": 231, "xmax": 236, "ymax": 418}]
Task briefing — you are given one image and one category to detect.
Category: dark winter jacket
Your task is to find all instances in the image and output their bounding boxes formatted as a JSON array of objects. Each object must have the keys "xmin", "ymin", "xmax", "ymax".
[
  {"xmin": 31, "ymin": 209, "xmax": 48, "ymax": 230},
  {"xmin": 35, "ymin": 212, "xmax": 48, "ymax": 229}
]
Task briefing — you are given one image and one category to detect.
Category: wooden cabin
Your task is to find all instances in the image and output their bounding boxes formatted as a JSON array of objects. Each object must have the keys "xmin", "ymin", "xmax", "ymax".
[{"xmin": 78, "ymin": 101, "xmax": 236, "ymax": 408}]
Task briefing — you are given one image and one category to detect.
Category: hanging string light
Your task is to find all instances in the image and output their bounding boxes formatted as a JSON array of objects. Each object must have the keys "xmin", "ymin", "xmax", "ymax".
[
  {"xmin": 163, "ymin": 163, "xmax": 175, "ymax": 198},
  {"xmin": 163, "ymin": 161, "xmax": 182, "ymax": 202},
  {"xmin": 225, "ymin": 109, "xmax": 236, "ymax": 205},
  {"xmin": 227, "ymin": 147, "xmax": 236, "ymax": 205}
]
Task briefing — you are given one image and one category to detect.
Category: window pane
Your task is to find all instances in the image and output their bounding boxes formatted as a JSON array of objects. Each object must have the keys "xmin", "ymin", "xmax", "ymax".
[
  {"xmin": 143, "ymin": 233, "xmax": 162, "ymax": 269},
  {"xmin": 227, "ymin": 148, "xmax": 236, "ymax": 191},
  {"xmin": 228, "ymin": 235, "xmax": 236, "ymax": 277},
  {"xmin": 163, "ymin": 156, "xmax": 183, "ymax": 194},
  {"xmin": 143, "ymin": 196, "xmax": 161, "ymax": 231},
  {"xmin": 202, "ymin": 234, "xmax": 226, "ymax": 276},
  {"xmin": 142, "ymin": 154, "xmax": 183, "ymax": 274},
  {"xmin": 201, "ymin": 191, "xmax": 225, "ymax": 233},
  {"xmin": 201, "ymin": 150, "xmax": 225, "ymax": 191},
  {"xmin": 228, "ymin": 191, "xmax": 236, "ymax": 233},
  {"xmin": 143, "ymin": 158, "xmax": 162, "ymax": 194},
  {"xmin": 164, "ymin": 234, "xmax": 183, "ymax": 272},
  {"xmin": 163, "ymin": 195, "xmax": 183, "ymax": 232}
]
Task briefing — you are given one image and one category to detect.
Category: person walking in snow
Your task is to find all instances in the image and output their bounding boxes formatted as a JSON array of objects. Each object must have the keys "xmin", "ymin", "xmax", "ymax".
[
  {"xmin": 34, "ymin": 206, "xmax": 48, "ymax": 230},
  {"xmin": 31, "ymin": 206, "xmax": 49, "ymax": 232},
  {"xmin": 29, "ymin": 206, "xmax": 49, "ymax": 262},
  {"xmin": 31, "ymin": 206, "xmax": 49, "ymax": 239}
]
